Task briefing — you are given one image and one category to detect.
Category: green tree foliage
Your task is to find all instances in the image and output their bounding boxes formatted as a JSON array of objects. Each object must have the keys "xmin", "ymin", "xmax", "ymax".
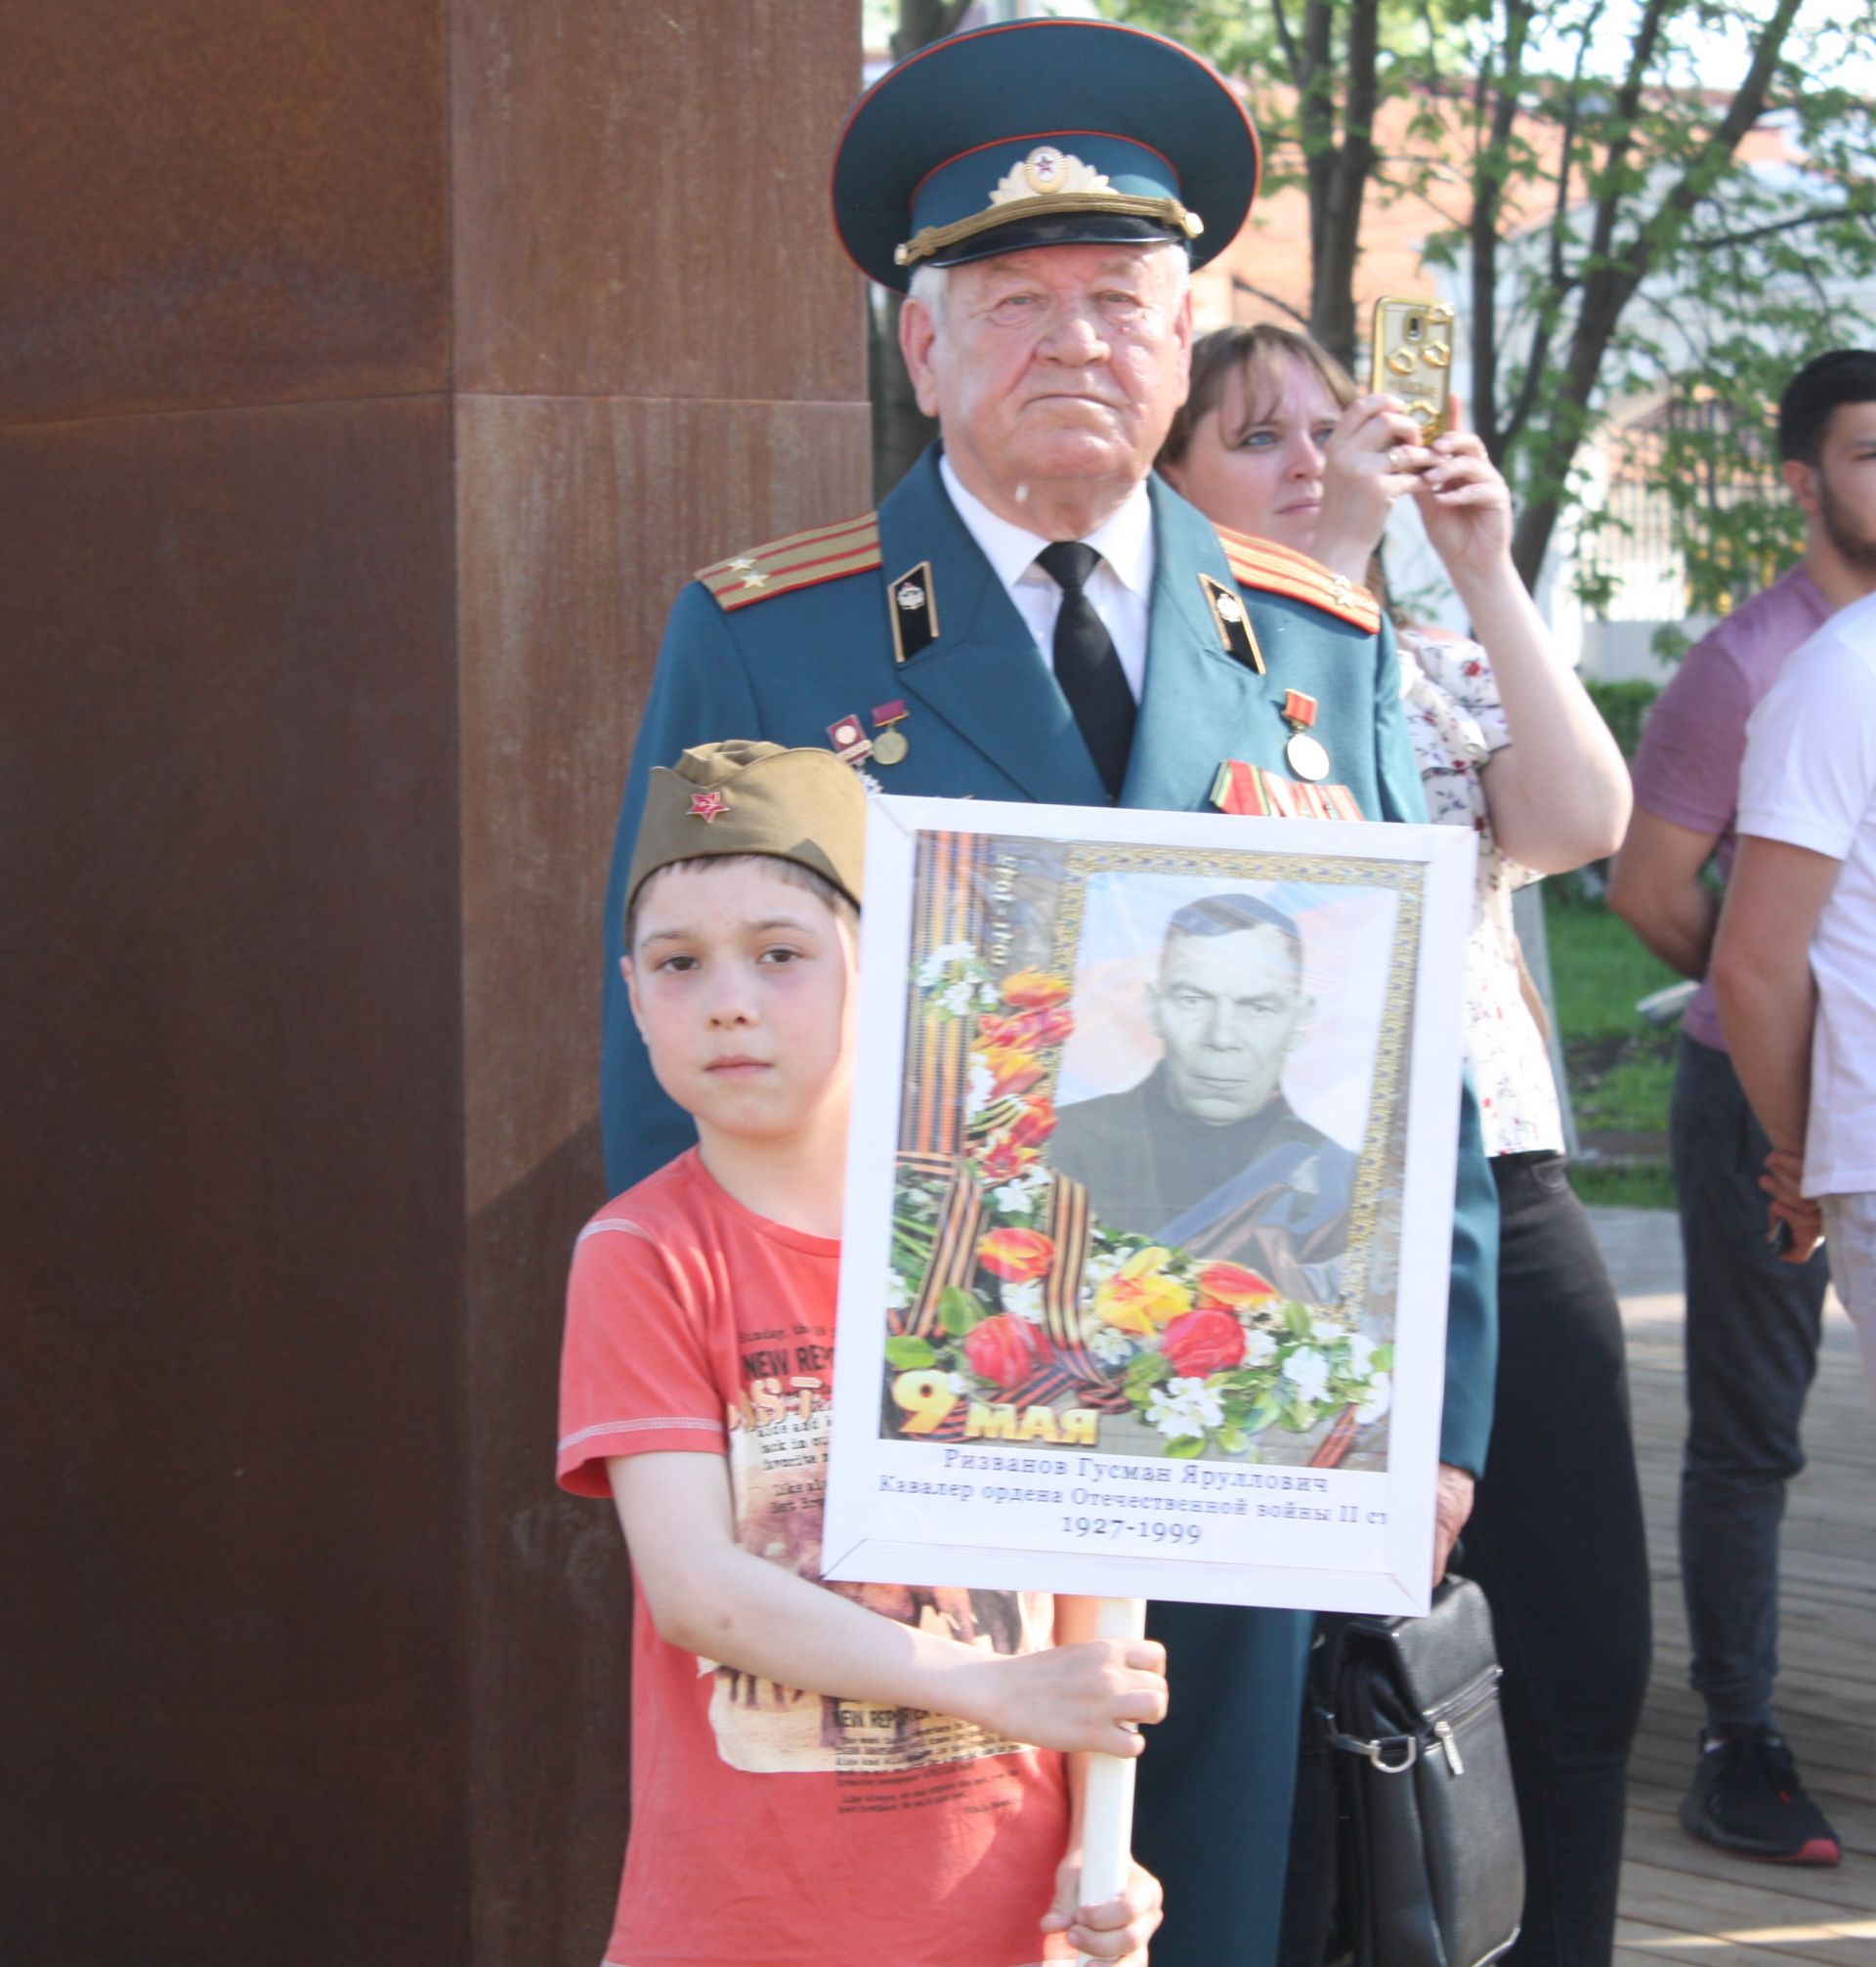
[{"xmin": 1119, "ymin": 0, "xmax": 1876, "ymax": 608}]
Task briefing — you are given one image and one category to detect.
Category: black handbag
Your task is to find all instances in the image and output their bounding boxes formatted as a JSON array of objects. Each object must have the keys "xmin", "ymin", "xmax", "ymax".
[{"xmin": 1308, "ymin": 1574, "xmax": 1525, "ymax": 1967}]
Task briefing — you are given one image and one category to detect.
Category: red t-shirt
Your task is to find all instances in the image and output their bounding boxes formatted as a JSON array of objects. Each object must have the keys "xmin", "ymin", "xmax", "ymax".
[{"xmin": 558, "ymin": 1149, "xmax": 1073, "ymax": 1967}]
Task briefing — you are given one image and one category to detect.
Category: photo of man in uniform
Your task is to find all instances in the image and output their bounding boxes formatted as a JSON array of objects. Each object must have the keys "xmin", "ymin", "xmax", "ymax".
[{"xmin": 1050, "ymin": 891, "xmax": 1356, "ymax": 1304}]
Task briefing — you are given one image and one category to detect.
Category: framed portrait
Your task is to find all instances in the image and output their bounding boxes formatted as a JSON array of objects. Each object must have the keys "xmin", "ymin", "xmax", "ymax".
[{"xmin": 823, "ymin": 795, "xmax": 1476, "ymax": 1615}]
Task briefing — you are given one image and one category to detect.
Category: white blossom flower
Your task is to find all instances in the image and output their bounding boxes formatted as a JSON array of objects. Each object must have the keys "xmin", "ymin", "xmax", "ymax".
[
  {"xmin": 993, "ymin": 1176, "xmax": 1044, "ymax": 1216},
  {"xmin": 940, "ymin": 980, "xmax": 977, "ymax": 1017},
  {"xmin": 1241, "ymin": 1329, "xmax": 1277, "ymax": 1368},
  {"xmin": 965, "ymin": 1058, "xmax": 996, "ymax": 1117},
  {"xmin": 1355, "ymin": 1373, "xmax": 1391, "ymax": 1425},
  {"xmin": 1146, "ymin": 1377, "xmax": 1226, "ymax": 1440},
  {"xmin": 1282, "ymin": 1347, "xmax": 1331, "ymax": 1405},
  {"xmin": 1346, "ymin": 1333, "xmax": 1376, "ymax": 1375},
  {"xmin": 1087, "ymin": 1325, "xmax": 1138, "ymax": 1365},
  {"xmin": 1084, "ymin": 1246, "xmax": 1126, "ymax": 1287},
  {"xmin": 1310, "ymin": 1312, "xmax": 1347, "ymax": 1345},
  {"xmin": 884, "ymin": 1271, "xmax": 910, "ymax": 1313},
  {"xmin": 1002, "ymin": 1280, "xmax": 1045, "ymax": 1325}
]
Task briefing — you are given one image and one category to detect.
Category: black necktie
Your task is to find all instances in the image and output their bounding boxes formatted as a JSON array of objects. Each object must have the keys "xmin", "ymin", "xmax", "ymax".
[{"xmin": 1037, "ymin": 540, "xmax": 1136, "ymax": 801}]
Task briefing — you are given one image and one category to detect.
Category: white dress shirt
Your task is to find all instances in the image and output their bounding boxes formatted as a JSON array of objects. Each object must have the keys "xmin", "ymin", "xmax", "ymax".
[{"xmin": 939, "ymin": 454, "xmax": 1154, "ymax": 703}]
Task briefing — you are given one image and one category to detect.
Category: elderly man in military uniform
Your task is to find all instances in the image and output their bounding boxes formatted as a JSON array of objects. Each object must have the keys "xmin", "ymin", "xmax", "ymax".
[
  {"xmin": 596, "ymin": 20, "xmax": 1497, "ymax": 1967},
  {"xmin": 1052, "ymin": 892, "xmax": 1354, "ymax": 1305}
]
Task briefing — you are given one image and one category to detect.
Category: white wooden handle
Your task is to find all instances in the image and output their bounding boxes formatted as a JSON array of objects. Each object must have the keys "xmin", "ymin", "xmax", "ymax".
[{"xmin": 1078, "ymin": 1595, "xmax": 1148, "ymax": 1940}]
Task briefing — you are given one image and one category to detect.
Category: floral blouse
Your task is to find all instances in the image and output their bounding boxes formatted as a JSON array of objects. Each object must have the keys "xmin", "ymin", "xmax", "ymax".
[{"xmin": 1396, "ymin": 624, "xmax": 1563, "ymax": 1158}]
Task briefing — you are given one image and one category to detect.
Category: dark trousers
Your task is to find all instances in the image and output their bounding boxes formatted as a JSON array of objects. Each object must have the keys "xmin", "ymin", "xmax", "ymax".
[
  {"xmin": 1135, "ymin": 1604, "xmax": 1313, "ymax": 1967},
  {"xmin": 1463, "ymin": 1152, "xmax": 1652, "ymax": 1967},
  {"xmin": 1278, "ymin": 1153, "xmax": 1650, "ymax": 1967},
  {"xmin": 1670, "ymin": 1034, "xmax": 1829, "ymax": 1732}
]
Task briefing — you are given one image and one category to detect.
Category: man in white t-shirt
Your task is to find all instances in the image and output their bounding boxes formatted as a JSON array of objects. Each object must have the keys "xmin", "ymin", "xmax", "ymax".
[{"xmin": 1714, "ymin": 584, "xmax": 1876, "ymax": 1405}]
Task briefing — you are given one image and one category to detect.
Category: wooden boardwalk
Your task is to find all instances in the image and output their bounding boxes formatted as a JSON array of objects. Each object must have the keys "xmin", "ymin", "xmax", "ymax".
[{"xmin": 1587, "ymin": 1208, "xmax": 1876, "ymax": 1964}]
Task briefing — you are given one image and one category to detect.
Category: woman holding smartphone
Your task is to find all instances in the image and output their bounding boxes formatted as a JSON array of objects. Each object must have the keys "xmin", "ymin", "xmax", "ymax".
[{"xmin": 1159, "ymin": 324, "xmax": 1648, "ymax": 1967}]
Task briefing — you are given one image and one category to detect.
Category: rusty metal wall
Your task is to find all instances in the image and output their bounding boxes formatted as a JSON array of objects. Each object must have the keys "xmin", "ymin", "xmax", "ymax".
[{"xmin": 0, "ymin": 4, "xmax": 868, "ymax": 1961}]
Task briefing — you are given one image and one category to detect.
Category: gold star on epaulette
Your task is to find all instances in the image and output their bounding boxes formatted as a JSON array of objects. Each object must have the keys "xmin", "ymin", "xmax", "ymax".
[
  {"xmin": 697, "ymin": 514, "xmax": 882, "ymax": 614},
  {"xmin": 1214, "ymin": 526, "xmax": 1382, "ymax": 633}
]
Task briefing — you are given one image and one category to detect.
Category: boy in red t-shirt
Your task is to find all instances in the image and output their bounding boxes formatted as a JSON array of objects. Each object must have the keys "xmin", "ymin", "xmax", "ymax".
[{"xmin": 558, "ymin": 740, "xmax": 1167, "ymax": 1967}]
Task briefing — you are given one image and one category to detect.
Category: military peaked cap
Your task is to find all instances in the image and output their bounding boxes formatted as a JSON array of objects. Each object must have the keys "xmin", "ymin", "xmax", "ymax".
[{"xmin": 831, "ymin": 18, "xmax": 1259, "ymax": 292}]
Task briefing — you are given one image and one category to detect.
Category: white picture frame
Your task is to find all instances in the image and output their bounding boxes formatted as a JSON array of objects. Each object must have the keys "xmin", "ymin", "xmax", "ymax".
[{"xmin": 823, "ymin": 794, "xmax": 1476, "ymax": 1617}]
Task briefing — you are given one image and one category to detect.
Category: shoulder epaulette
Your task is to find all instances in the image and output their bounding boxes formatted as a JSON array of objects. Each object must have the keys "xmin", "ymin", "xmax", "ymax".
[
  {"xmin": 697, "ymin": 513, "xmax": 881, "ymax": 613},
  {"xmin": 1215, "ymin": 525, "xmax": 1382, "ymax": 634}
]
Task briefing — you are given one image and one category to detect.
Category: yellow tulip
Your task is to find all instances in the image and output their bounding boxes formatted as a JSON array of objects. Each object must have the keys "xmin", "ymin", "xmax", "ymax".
[{"xmin": 1094, "ymin": 1248, "xmax": 1193, "ymax": 1336}]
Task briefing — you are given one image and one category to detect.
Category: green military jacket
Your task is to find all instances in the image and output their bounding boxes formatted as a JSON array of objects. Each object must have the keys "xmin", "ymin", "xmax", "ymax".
[{"xmin": 599, "ymin": 446, "xmax": 1498, "ymax": 1474}]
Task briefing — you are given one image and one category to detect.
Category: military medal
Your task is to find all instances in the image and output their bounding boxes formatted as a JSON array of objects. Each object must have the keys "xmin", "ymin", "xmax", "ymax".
[
  {"xmin": 827, "ymin": 713, "xmax": 874, "ymax": 764},
  {"xmin": 871, "ymin": 699, "xmax": 910, "ymax": 765},
  {"xmin": 1280, "ymin": 688, "xmax": 1330, "ymax": 783}
]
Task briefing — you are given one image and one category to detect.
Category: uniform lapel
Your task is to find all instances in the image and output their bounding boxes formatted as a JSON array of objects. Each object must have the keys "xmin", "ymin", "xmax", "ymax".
[
  {"xmin": 1120, "ymin": 476, "xmax": 1276, "ymax": 811},
  {"xmin": 879, "ymin": 449, "xmax": 1110, "ymax": 806}
]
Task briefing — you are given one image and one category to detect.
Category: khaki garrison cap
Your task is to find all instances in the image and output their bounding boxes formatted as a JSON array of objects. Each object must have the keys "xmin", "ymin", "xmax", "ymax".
[{"xmin": 624, "ymin": 740, "xmax": 867, "ymax": 919}]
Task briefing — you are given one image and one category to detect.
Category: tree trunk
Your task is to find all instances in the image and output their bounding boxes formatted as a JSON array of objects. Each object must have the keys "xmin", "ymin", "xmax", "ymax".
[{"xmin": 1309, "ymin": 0, "xmax": 1380, "ymax": 369}]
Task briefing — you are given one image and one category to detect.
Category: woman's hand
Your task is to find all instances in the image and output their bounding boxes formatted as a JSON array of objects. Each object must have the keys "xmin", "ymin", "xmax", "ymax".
[
  {"xmin": 1413, "ymin": 428, "xmax": 1514, "ymax": 583},
  {"xmin": 1309, "ymin": 393, "xmax": 1430, "ymax": 582}
]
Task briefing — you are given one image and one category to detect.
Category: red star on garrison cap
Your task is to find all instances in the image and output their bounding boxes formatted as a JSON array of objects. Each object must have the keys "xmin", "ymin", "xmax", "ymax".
[{"xmin": 688, "ymin": 790, "xmax": 729, "ymax": 822}]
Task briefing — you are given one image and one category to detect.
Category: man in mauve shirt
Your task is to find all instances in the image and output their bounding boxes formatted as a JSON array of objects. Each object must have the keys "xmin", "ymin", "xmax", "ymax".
[{"xmin": 1610, "ymin": 349, "xmax": 1876, "ymax": 1866}]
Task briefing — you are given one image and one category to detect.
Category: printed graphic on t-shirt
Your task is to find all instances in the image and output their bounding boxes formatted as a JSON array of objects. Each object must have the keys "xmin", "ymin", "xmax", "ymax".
[{"xmin": 701, "ymin": 1322, "xmax": 1046, "ymax": 1775}]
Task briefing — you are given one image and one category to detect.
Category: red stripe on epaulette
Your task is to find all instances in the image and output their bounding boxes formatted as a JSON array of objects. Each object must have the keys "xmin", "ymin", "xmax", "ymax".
[
  {"xmin": 696, "ymin": 514, "xmax": 882, "ymax": 612},
  {"xmin": 696, "ymin": 511, "xmax": 877, "ymax": 581},
  {"xmin": 1214, "ymin": 524, "xmax": 1381, "ymax": 632}
]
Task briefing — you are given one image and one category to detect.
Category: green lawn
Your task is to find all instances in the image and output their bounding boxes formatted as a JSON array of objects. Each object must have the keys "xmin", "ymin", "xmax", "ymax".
[
  {"xmin": 1543, "ymin": 886, "xmax": 1684, "ymax": 1205},
  {"xmin": 1543, "ymin": 886, "xmax": 1683, "ymax": 1043}
]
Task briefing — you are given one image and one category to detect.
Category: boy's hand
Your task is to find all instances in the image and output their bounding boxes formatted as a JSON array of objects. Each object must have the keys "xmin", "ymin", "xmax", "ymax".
[
  {"xmin": 1040, "ymin": 1855, "xmax": 1162, "ymax": 1963},
  {"xmin": 973, "ymin": 1636, "xmax": 1168, "ymax": 1755}
]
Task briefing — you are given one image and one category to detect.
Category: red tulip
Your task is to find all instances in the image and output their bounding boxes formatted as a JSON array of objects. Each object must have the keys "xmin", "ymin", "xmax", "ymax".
[
  {"xmin": 980, "ymin": 1005, "xmax": 1076, "ymax": 1049},
  {"xmin": 964, "ymin": 1314, "xmax": 1037, "ymax": 1391},
  {"xmin": 1161, "ymin": 1308, "xmax": 1248, "ymax": 1378},
  {"xmin": 1195, "ymin": 1261, "xmax": 1280, "ymax": 1310},
  {"xmin": 978, "ymin": 1226, "xmax": 1055, "ymax": 1282},
  {"xmin": 977, "ymin": 1137, "xmax": 1041, "ymax": 1181},
  {"xmin": 1007, "ymin": 1097, "xmax": 1056, "ymax": 1148}
]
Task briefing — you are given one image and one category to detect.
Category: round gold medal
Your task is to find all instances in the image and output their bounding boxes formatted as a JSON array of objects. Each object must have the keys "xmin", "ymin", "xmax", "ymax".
[{"xmin": 873, "ymin": 726, "xmax": 909, "ymax": 766}]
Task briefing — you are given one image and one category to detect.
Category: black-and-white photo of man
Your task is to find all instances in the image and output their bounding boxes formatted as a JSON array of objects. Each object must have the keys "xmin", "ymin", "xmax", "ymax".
[{"xmin": 1050, "ymin": 892, "xmax": 1355, "ymax": 1303}]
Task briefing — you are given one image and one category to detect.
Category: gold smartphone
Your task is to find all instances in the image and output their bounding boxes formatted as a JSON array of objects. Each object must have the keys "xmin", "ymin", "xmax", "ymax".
[{"xmin": 1370, "ymin": 296, "xmax": 1457, "ymax": 439}]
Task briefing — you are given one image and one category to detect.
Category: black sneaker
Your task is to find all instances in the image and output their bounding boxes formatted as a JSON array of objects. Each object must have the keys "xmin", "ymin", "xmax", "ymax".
[{"xmin": 1679, "ymin": 1729, "xmax": 1842, "ymax": 1864}]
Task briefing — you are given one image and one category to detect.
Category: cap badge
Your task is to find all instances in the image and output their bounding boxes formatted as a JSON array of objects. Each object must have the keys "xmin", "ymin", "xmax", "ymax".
[
  {"xmin": 896, "ymin": 581, "xmax": 926, "ymax": 612},
  {"xmin": 688, "ymin": 790, "xmax": 729, "ymax": 823},
  {"xmin": 990, "ymin": 147, "xmax": 1114, "ymax": 205}
]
